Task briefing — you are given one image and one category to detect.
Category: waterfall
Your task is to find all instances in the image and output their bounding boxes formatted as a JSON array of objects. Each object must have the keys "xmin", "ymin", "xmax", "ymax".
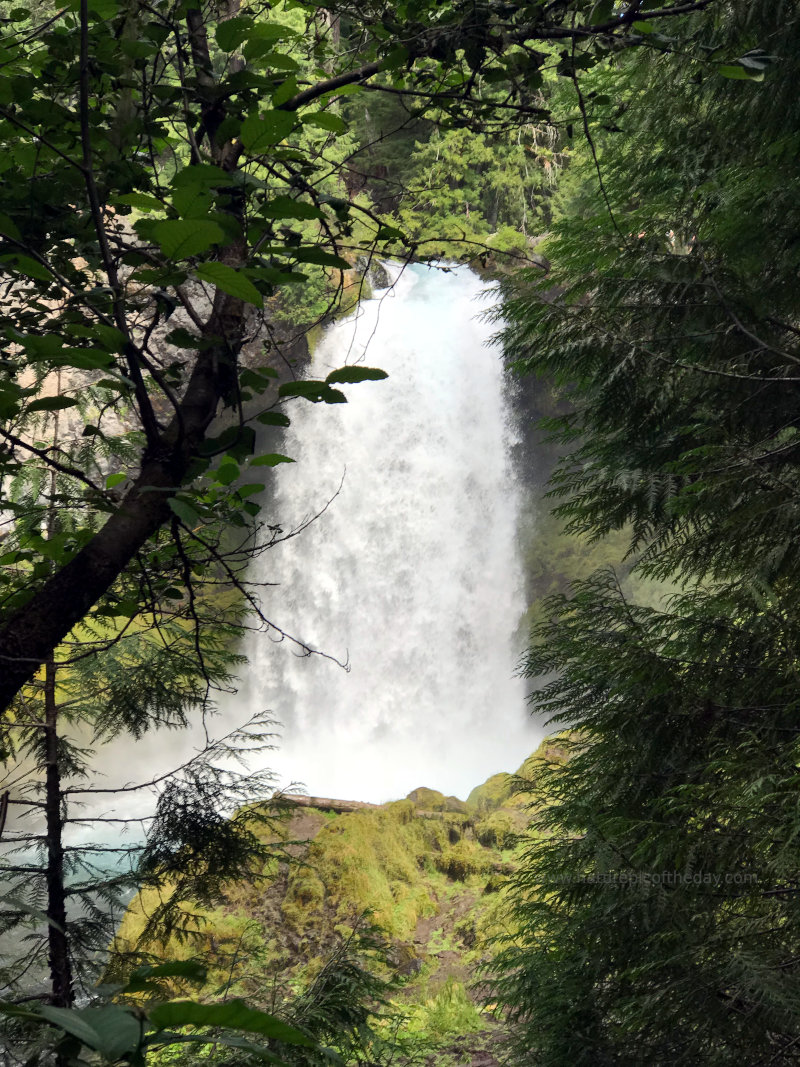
[{"xmin": 235, "ymin": 263, "xmax": 538, "ymax": 802}]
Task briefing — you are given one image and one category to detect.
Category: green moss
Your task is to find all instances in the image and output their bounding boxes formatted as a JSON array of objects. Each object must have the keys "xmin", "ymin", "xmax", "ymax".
[
  {"xmin": 435, "ymin": 840, "xmax": 491, "ymax": 881},
  {"xmin": 405, "ymin": 978, "xmax": 485, "ymax": 1042},
  {"xmin": 466, "ymin": 772, "xmax": 514, "ymax": 813},
  {"xmin": 406, "ymin": 787, "xmax": 467, "ymax": 813},
  {"xmin": 474, "ymin": 810, "xmax": 516, "ymax": 850}
]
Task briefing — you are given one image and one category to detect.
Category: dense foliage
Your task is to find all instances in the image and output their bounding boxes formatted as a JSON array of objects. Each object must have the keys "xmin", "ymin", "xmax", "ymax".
[
  {"xmin": 491, "ymin": 1, "xmax": 800, "ymax": 1063},
  {"xmin": 0, "ymin": 0, "xmax": 777, "ymax": 1060}
]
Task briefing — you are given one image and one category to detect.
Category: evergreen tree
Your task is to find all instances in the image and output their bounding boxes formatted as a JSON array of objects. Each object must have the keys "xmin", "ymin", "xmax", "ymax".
[{"xmin": 491, "ymin": 1, "xmax": 800, "ymax": 1062}]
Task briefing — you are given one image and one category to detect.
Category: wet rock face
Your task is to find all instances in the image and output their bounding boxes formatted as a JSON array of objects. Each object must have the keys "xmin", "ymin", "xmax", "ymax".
[{"xmin": 365, "ymin": 259, "xmax": 392, "ymax": 290}]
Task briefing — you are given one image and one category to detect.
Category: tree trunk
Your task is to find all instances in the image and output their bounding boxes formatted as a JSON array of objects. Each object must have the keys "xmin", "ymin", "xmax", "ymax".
[{"xmin": 44, "ymin": 654, "xmax": 73, "ymax": 1008}]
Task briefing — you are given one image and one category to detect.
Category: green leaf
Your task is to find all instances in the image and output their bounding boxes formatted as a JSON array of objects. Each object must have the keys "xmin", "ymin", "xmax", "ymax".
[
  {"xmin": 106, "ymin": 473, "xmax": 126, "ymax": 489},
  {"xmin": 215, "ymin": 15, "xmax": 254, "ymax": 52},
  {"xmin": 0, "ymin": 213, "xmax": 21, "ymax": 239},
  {"xmin": 53, "ymin": 348, "xmax": 115, "ymax": 370},
  {"xmin": 255, "ymin": 411, "xmax": 291, "ymax": 427},
  {"xmin": 249, "ymin": 267, "xmax": 308, "ymax": 285},
  {"xmin": 383, "ymin": 45, "xmax": 408, "ymax": 70},
  {"xmin": 38, "ymin": 1005, "xmax": 142, "ymax": 1060},
  {"xmin": 215, "ymin": 460, "xmax": 240, "ymax": 486},
  {"xmin": 279, "ymin": 380, "xmax": 347, "ymax": 404},
  {"xmin": 325, "ymin": 366, "xmax": 388, "ymax": 385},
  {"xmin": 27, "ymin": 396, "xmax": 79, "ymax": 413},
  {"xmin": 164, "ymin": 327, "xmax": 203, "ymax": 349},
  {"xmin": 250, "ymin": 453, "xmax": 294, "ymax": 466},
  {"xmin": 239, "ymin": 111, "xmax": 296, "ymax": 153},
  {"xmin": 113, "ymin": 192, "xmax": 164, "ymax": 213},
  {"xmin": 302, "ymin": 111, "xmax": 347, "ymax": 134},
  {"xmin": 168, "ymin": 497, "xmax": 201, "ymax": 526},
  {"xmin": 151, "ymin": 219, "xmax": 225, "ymax": 260},
  {"xmin": 197, "ymin": 425, "xmax": 256, "ymax": 460},
  {"xmin": 146, "ymin": 1029, "xmax": 286, "ymax": 1063},
  {"xmin": 272, "ymin": 76, "xmax": 299, "ymax": 108},
  {"xmin": 588, "ymin": 0, "xmax": 614, "ymax": 23},
  {"xmin": 293, "ymin": 248, "xmax": 351, "ymax": 269},
  {"xmin": 195, "ymin": 263, "xmax": 263, "ymax": 307},
  {"xmin": 376, "ymin": 224, "xmax": 404, "ymax": 241},
  {"xmin": 261, "ymin": 197, "xmax": 323, "ymax": 221},
  {"xmin": 719, "ymin": 64, "xmax": 764, "ymax": 81},
  {"xmin": 149, "ymin": 999, "xmax": 313, "ymax": 1046},
  {"xmin": 0, "ymin": 253, "xmax": 52, "ymax": 282}
]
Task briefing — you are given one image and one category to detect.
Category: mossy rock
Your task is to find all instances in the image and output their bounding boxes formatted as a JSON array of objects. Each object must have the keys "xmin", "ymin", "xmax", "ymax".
[
  {"xmin": 466, "ymin": 772, "xmax": 514, "ymax": 814},
  {"xmin": 436, "ymin": 841, "xmax": 491, "ymax": 881},
  {"xmin": 407, "ymin": 787, "xmax": 467, "ymax": 813},
  {"xmin": 474, "ymin": 810, "xmax": 516, "ymax": 850}
]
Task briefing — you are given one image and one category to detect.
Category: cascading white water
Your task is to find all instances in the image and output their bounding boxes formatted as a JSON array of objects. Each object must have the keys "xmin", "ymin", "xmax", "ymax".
[{"xmin": 235, "ymin": 262, "xmax": 539, "ymax": 802}]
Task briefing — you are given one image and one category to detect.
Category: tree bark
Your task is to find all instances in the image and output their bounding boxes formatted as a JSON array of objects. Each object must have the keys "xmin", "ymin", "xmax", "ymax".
[{"xmin": 44, "ymin": 655, "xmax": 74, "ymax": 1008}]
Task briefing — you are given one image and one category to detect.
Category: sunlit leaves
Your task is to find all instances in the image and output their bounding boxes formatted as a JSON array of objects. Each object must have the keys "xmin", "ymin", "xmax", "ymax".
[
  {"xmin": 302, "ymin": 111, "xmax": 347, "ymax": 134},
  {"xmin": 195, "ymin": 263, "xmax": 264, "ymax": 307},
  {"xmin": 215, "ymin": 15, "xmax": 254, "ymax": 52},
  {"xmin": 239, "ymin": 110, "xmax": 296, "ymax": 153},
  {"xmin": 148, "ymin": 219, "xmax": 225, "ymax": 260},
  {"xmin": 261, "ymin": 196, "xmax": 324, "ymax": 221}
]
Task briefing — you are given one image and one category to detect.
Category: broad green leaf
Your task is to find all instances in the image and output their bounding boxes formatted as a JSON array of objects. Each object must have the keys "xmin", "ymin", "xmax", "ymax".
[
  {"xmin": 196, "ymin": 263, "xmax": 263, "ymax": 307},
  {"xmin": 272, "ymin": 76, "xmax": 299, "ymax": 108},
  {"xmin": 38, "ymin": 1005, "xmax": 141, "ymax": 1060},
  {"xmin": 279, "ymin": 381, "xmax": 347, "ymax": 404},
  {"xmin": 719, "ymin": 64, "xmax": 763, "ymax": 80},
  {"xmin": 164, "ymin": 327, "xmax": 202, "ymax": 349},
  {"xmin": 148, "ymin": 999, "xmax": 313, "ymax": 1045},
  {"xmin": 0, "ymin": 213, "xmax": 21, "ymax": 239},
  {"xmin": 250, "ymin": 267, "xmax": 307, "ymax": 285},
  {"xmin": 239, "ymin": 111, "xmax": 295, "ymax": 153},
  {"xmin": 0, "ymin": 253, "xmax": 51, "ymax": 282},
  {"xmin": 172, "ymin": 185, "xmax": 213, "ymax": 219},
  {"xmin": 255, "ymin": 411, "xmax": 291, "ymax": 427},
  {"xmin": 112, "ymin": 192, "xmax": 164, "ymax": 213},
  {"xmin": 377, "ymin": 224, "xmax": 404, "ymax": 241},
  {"xmin": 172, "ymin": 164, "xmax": 232, "ymax": 190},
  {"xmin": 146, "ymin": 1029, "xmax": 286, "ymax": 1063},
  {"xmin": 197, "ymin": 425, "xmax": 256, "ymax": 460},
  {"xmin": 250, "ymin": 453, "xmax": 294, "ymax": 466},
  {"xmin": 240, "ymin": 367, "xmax": 277, "ymax": 391},
  {"xmin": 302, "ymin": 111, "xmax": 347, "ymax": 134},
  {"xmin": 53, "ymin": 348, "xmax": 115, "ymax": 370},
  {"xmin": 293, "ymin": 248, "xmax": 351, "ymax": 269},
  {"xmin": 27, "ymin": 396, "xmax": 79, "ymax": 413},
  {"xmin": 151, "ymin": 219, "xmax": 225, "ymax": 260},
  {"xmin": 215, "ymin": 15, "xmax": 254, "ymax": 52},
  {"xmin": 326, "ymin": 366, "xmax": 388, "ymax": 385},
  {"xmin": 588, "ymin": 0, "xmax": 614, "ymax": 23},
  {"xmin": 247, "ymin": 49, "xmax": 300, "ymax": 71},
  {"xmin": 215, "ymin": 461, "xmax": 240, "ymax": 486},
  {"xmin": 383, "ymin": 45, "xmax": 408, "ymax": 70},
  {"xmin": 261, "ymin": 197, "xmax": 323, "ymax": 221},
  {"xmin": 106, "ymin": 473, "xmax": 126, "ymax": 489},
  {"xmin": 168, "ymin": 497, "xmax": 201, "ymax": 526}
]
